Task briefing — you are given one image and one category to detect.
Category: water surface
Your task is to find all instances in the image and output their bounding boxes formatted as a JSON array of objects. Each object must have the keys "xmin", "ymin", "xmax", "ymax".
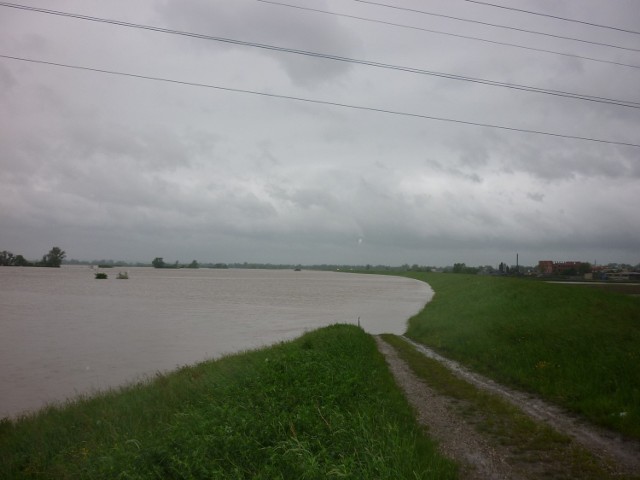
[{"xmin": 0, "ymin": 266, "xmax": 431, "ymax": 417}]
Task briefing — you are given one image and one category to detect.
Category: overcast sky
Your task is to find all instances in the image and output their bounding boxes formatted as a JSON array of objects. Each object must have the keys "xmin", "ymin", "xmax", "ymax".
[{"xmin": 1, "ymin": 0, "xmax": 639, "ymax": 267}]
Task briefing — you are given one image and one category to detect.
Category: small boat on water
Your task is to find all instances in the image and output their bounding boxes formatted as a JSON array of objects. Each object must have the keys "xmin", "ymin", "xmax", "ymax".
[{"xmin": 117, "ymin": 271, "xmax": 129, "ymax": 279}]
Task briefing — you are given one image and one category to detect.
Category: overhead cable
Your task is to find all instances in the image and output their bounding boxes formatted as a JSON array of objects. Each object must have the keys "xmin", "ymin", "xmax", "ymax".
[
  {"xmin": 352, "ymin": 0, "xmax": 640, "ymax": 52},
  {"xmin": 258, "ymin": 0, "xmax": 640, "ymax": 71},
  {"xmin": 1, "ymin": 1, "xmax": 639, "ymax": 109},
  {"xmin": 458, "ymin": 0, "xmax": 640, "ymax": 36},
  {"xmin": 2, "ymin": 54, "xmax": 639, "ymax": 149}
]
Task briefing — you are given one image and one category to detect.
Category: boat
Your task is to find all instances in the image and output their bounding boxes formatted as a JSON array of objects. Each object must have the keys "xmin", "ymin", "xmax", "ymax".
[{"xmin": 117, "ymin": 271, "xmax": 129, "ymax": 279}]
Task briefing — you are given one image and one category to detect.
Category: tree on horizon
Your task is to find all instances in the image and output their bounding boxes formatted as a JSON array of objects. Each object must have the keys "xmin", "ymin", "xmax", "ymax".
[
  {"xmin": 41, "ymin": 247, "xmax": 66, "ymax": 268},
  {"xmin": 152, "ymin": 257, "xmax": 165, "ymax": 268}
]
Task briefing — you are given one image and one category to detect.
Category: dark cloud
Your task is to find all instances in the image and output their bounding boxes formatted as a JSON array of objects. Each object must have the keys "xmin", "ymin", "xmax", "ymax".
[
  {"xmin": 526, "ymin": 192, "xmax": 545, "ymax": 202},
  {"xmin": 0, "ymin": 0, "xmax": 638, "ymax": 265},
  {"xmin": 156, "ymin": 0, "xmax": 361, "ymax": 86},
  {"xmin": 0, "ymin": 64, "xmax": 16, "ymax": 91}
]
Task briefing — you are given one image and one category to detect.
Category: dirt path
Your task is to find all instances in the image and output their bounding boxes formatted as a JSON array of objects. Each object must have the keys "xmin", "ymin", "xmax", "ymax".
[
  {"xmin": 376, "ymin": 336, "xmax": 640, "ymax": 479},
  {"xmin": 376, "ymin": 337, "xmax": 521, "ymax": 479}
]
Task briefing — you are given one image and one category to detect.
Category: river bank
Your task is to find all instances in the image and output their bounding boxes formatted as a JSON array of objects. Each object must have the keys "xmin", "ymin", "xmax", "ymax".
[
  {"xmin": 0, "ymin": 267, "xmax": 429, "ymax": 418},
  {"xmin": 378, "ymin": 335, "xmax": 640, "ymax": 479},
  {"xmin": 0, "ymin": 325, "xmax": 457, "ymax": 478},
  {"xmin": 4, "ymin": 271, "xmax": 639, "ymax": 478},
  {"xmin": 402, "ymin": 272, "xmax": 640, "ymax": 440}
]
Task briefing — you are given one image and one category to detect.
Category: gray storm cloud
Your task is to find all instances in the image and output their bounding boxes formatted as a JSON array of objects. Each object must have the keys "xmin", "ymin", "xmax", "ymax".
[{"xmin": 0, "ymin": 0, "xmax": 638, "ymax": 266}]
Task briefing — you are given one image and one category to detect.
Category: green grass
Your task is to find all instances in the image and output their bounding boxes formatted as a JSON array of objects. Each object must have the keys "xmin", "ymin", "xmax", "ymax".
[
  {"xmin": 381, "ymin": 334, "xmax": 636, "ymax": 480},
  {"xmin": 401, "ymin": 273, "xmax": 640, "ymax": 439},
  {"xmin": 0, "ymin": 324, "xmax": 457, "ymax": 479}
]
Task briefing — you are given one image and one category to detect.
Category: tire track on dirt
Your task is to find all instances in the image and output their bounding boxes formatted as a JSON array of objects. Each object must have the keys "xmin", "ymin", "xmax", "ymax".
[
  {"xmin": 376, "ymin": 336, "xmax": 522, "ymax": 479},
  {"xmin": 398, "ymin": 336, "xmax": 640, "ymax": 476}
]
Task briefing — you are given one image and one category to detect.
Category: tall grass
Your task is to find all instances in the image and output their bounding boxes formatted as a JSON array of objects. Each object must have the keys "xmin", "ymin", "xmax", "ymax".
[
  {"xmin": 1, "ymin": 324, "xmax": 457, "ymax": 479},
  {"xmin": 403, "ymin": 273, "xmax": 640, "ymax": 439},
  {"xmin": 381, "ymin": 334, "xmax": 622, "ymax": 480}
]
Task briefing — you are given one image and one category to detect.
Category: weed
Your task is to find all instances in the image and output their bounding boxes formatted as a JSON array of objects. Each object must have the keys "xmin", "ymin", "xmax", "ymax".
[
  {"xmin": 400, "ymin": 273, "xmax": 640, "ymax": 439},
  {"xmin": 1, "ymin": 325, "xmax": 457, "ymax": 479},
  {"xmin": 382, "ymin": 334, "xmax": 634, "ymax": 480}
]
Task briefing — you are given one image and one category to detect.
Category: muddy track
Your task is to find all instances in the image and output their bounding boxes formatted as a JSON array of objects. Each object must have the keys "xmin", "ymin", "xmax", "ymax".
[
  {"xmin": 376, "ymin": 337, "xmax": 521, "ymax": 479},
  {"xmin": 376, "ymin": 336, "xmax": 640, "ymax": 478}
]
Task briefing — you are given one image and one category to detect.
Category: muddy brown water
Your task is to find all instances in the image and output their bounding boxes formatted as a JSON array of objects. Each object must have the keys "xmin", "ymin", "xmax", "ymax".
[{"xmin": 0, "ymin": 266, "xmax": 431, "ymax": 418}]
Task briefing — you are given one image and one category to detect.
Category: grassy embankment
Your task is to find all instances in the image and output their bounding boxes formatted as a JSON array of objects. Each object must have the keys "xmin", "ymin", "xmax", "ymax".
[
  {"xmin": 400, "ymin": 272, "xmax": 640, "ymax": 439},
  {"xmin": 381, "ymin": 334, "xmax": 630, "ymax": 479},
  {"xmin": 0, "ymin": 325, "xmax": 457, "ymax": 479}
]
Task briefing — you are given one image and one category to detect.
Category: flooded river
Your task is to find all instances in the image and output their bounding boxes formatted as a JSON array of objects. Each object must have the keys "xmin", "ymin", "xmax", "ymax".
[{"xmin": 0, "ymin": 266, "xmax": 431, "ymax": 418}]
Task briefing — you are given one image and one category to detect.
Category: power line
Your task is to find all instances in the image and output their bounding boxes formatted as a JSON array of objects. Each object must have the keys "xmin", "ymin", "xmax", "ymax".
[
  {"xmin": 2, "ymin": 54, "xmax": 639, "ymax": 149},
  {"xmin": 257, "ymin": 0, "xmax": 640, "ymax": 71},
  {"xmin": 458, "ymin": 0, "xmax": 640, "ymax": 36},
  {"xmin": 2, "ymin": 1, "xmax": 639, "ymax": 110},
  {"xmin": 353, "ymin": 0, "xmax": 640, "ymax": 52}
]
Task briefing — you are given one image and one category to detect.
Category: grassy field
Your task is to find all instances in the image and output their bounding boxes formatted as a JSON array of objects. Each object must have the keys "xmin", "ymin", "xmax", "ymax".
[
  {"xmin": 402, "ymin": 273, "xmax": 640, "ymax": 439},
  {"xmin": 381, "ymin": 334, "xmax": 624, "ymax": 479},
  {"xmin": 0, "ymin": 324, "xmax": 457, "ymax": 479}
]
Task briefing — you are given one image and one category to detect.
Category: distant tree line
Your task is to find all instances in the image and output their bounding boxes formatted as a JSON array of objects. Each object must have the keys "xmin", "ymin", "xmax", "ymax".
[
  {"xmin": 7, "ymin": 251, "xmax": 632, "ymax": 275},
  {"xmin": 451, "ymin": 263, "xmax": 480, "ymax": 274},
  {"xmin": 0, "ymin": 250, "xmax": 32, "ymax": 267},
  {"xmin": 65, "ymin": 259, "xmax": 150, "ymax": 267},
  {"xmin": 0, "ymin": 247, "xmax": 66, "ymax": 268},
  {"xmin": 151, "ymin": 257, "xmax": 228, "ymax": 269}
]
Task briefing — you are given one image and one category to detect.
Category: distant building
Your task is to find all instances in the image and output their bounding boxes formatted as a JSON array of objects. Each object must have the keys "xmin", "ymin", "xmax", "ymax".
[
  {"xmin": 538, "ymin": 260, "xmax": 553, "ymax": 274},
  {"xmin": 553, "ymin": 261, "xmax": 584, "ymax": 275},
  {"xmin": 594, "ymin": 269, "xmax": 640, "ymax": 281},
  {"xmin": 537, "ymin": 260, "xmax": 588, "ymax": 276},
  {"xmin": 539, "ymin": 260, "xmax": 637, "ymax": 280}
]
